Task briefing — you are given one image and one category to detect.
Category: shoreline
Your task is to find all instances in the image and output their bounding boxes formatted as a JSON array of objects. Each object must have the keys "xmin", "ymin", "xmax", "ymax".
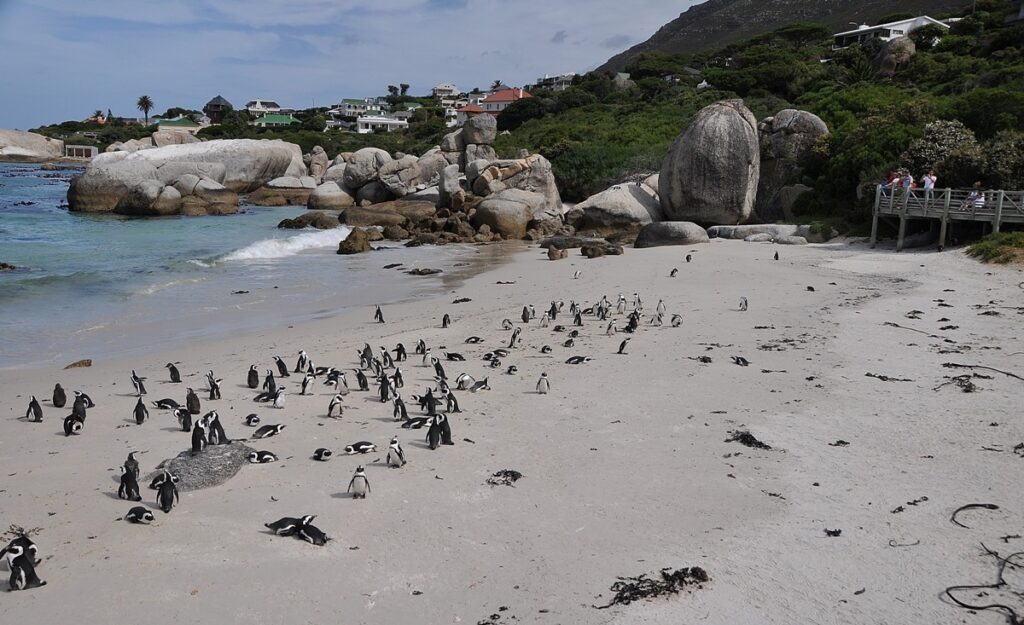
[{"xmin": 0, "ymin": 239, "xmax": 1021, "ymax": 624}]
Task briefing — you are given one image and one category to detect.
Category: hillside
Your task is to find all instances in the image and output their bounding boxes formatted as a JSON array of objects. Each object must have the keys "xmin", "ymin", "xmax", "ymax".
[{"xmin": 597, "ymin": 0, "xmax": 969, "ymax": 72}]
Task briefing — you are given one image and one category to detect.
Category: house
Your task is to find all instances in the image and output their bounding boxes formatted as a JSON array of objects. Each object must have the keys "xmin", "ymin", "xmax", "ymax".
[
  {"xmin": 203, "ymin": 95, "xmax": 232, "ymax": 124},
  {"xmin": 533, "ymin": 72, "xmax": 576, "ymax": 91},
  {"xmin": 251, "ymin": 114, "xmax": 300, "ymax": 128},
  {"xmin": 156, "ymin": 116, "xmax": 202, "ymax": 134},
  {"xmin": 64, "ymin": 145, "xmax": 98, "ymax": 160},
  {"xmin": 455, "ymin": 103, "xmax": 484, "ymax": 126},
  {"xmin": 331, "ymin": 98, "xmax": 384, "ymax": 118},
  {"xmin": 480, "ymin": 88, "xmax": 531, "ymax": 116},
  {"xmin": 832, "ymin": 16, "xmax": 949, "ymax": 49},
  {"xmin": 245, "ymin": 99, "xmax": 282, "ymax": 116},
  {"xmin": 355, "ymin": 115, "xmax": 408, "ymax": 134},
  {"xmin": 432, "ymin": 82, "xmax": 459, "ymax": 98}
]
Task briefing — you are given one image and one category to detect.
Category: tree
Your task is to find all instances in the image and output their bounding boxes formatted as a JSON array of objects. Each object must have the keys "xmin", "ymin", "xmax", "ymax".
[
  {"xmin": 399, "ymin": 83, "xmax": 409, "ymax": 96},
  {"xmin": 92, "ymin": 109, "xmax": 103, "ymax": 121},
  {"xmin": 106, "ymin": 108, "xmax": 113, "ymax": 122},
  {"xmin": 491, "ymin": 80, "xmax": 503, "ymax": 91},
  {"xmin": 136, "ymin": 95, "xmax": 154, "ymax": 124},
  {"xmin": 387, "ymin": 85, "xmax": 399, "ymax": 97},
  {"xmin": 302, "ymin": 114, "xmax": 326, "ymax": 132}
]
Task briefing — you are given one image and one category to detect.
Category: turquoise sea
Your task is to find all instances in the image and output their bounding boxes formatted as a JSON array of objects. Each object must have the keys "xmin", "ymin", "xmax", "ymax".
[{"xmin": 0, "ymin": 163, "xmax": 478, "ymax": 368}]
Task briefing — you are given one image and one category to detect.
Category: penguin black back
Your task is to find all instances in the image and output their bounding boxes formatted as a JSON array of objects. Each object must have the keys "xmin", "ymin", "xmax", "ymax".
[{"xmin": 52, "ymin": 383, "xmax": 66, "ymax": 408}]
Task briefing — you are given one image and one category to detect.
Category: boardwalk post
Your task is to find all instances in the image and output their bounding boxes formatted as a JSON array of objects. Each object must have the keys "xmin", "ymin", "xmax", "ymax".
[
  {"xmin": 870, "ymin": 185, "xmax": 881, "ymax": 248},
  {"xmin": 993, "ymin": 190, "xmax": 1004, "ymax": 233},
  {"xmin": 938, "ymin": 188, "xmax": 951, "ymax": 251},
  {"xmin": 896, "ymin": 190, "xmax": 910, "ymax": 252}
]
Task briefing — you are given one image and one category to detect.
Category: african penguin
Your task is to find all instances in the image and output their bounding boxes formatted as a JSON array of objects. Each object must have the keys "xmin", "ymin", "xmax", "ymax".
[
  {"xmin": 313, "ymin": 448, "xmax": 333, "ymax": 461},
  {"xmin": 344, "ymin": 442, "xmax": 376, "ymax": 455},
  {"xmin": 166, "ymin": 362, "xmax": 181, "ymax": 383},
  {"xmin": 348, "ymin": 466, "xmax": 370, "ymax": 498},
  {"xmin": 124, "ymin": 506, "xmax": 155, "ymax": 524},
  {"xmin": 249, "ymin": 450, "xmax": 278, "ymax": 464}
]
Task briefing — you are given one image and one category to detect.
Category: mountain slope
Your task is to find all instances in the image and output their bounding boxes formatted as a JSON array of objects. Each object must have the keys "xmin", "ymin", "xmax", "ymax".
[{"xmin": 598, "ymin": 0, "xmax": 969, "ymax": 72}]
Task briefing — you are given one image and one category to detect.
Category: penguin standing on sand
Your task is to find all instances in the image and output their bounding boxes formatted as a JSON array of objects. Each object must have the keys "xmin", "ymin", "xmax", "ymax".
[
  {"xmin": 426, "ymin": 415, "xmax": 443, "ymax": 449},
  {"xmin": 191, "ymin": 419, "xmax": 208, "ymax": 455},
  {"xmin": 63, "ymin": 414, "xmax": 83, "ymax": 436},
  {"xmin": 431, "ymin": 357, "xmax": 447, "ymax": 381},
  {"xmin": 124, "ymin": 452, "xmax": 140, "ymax": 478},
  {"xmin": 25, "ymin": 396, "xmax": 42, "ymax": 423},
  {"xmin": 521, "ymin": 306, "xmax": 531, "ymax": 324},
  {"xmin": 263, "ymin": 370, "xmax": 277, "ymax": 394},
  {"xmin": 118, "ymin": 466, "xmax": 143, "ymax": 501},
  {"xmin": 738, "ymin": 297, "xmax": 748, "ymax": 312},
  {"xmin": 393, "ymin": 395, "xmax": 408, "ymax": 421},
  {"xmin": 327, "ymin": 394, "xmax": 344, "ymax": 418},
  {"xmin": 442, "ymin": 313, "xmax": 451, "ymax": 328},
  {"xmin": 300, "ymin": 373, "xmax": 315, "ymax": 396},
  {"xmin": 3, "ymin": 544, "xmax": 46, "ymax": 590},
  {"xmin": 247, "ymin": 365, "xmax": 260, "ymax": 389},
  {"xmin": 348, "ymin": 466, "xmax": 370, "ymax": 498},
  {"xmin": 393, "ymin": 343, "xmax": 407, "ymax": 362},
  {"xmin": 392, "ymin": 367, "xmax": 404, "ymax": 389},
  {"xmin": 131, "ymin": 370, "xmax": 147, "ymax": 396},
  {"xmin": 175, "ymin": 407, "xmax": 192, "ymax": 432},
  {"xmin": 206, "ymin": 410, "xmax": 229, "ymax": 445},
  {"xmin": 354, "ymin": 369, "xmax": 369, "ymax": 391},
  {"xmin": 380, "ymin": 346, "xmax": 394, "ymax": 369},
  {"xmin": 618, "ymin": 338, "xmax": 631, "ymax": 354},
  {"xmin": 536, "ymin": 373, "xmax": 550, "ymax": 394},
  {"xmin": 206, "ymin": 371, "xmax": 222, "ymax": 400},
  {"xmin": 445, "ymin": 389, "xmax": 461, "ymax": 413},
  {"xmin": 387, "ymin": 437, "xmax": 406, "ymax": 467},
  {"xmin": 374, "ymin": 306, "xmax": 385, "ymax": 323},
  {"xmin": 157, "ymin": 478, "xmax": 179, "ymax": 513},
  {"xmin": 670, "ymin": 268, "xmax": 678, "ymax": 277},
  {"xmin": 774, "ymin": 251, "xmax": 779, "ymax": 261},
  {"xmin": 72, "ymin": 392, "xmax": 89, "ymax": 422},
  {"xmin": 52, "ymin": 383, "xmax": 67, "ymax": 408},
  {"xmin": 166, "ymin": 363, "xmax": 181, "ymax": 383},
  {"xmin": 439, "ymin": 412, "xmax": 453, "ymax": 445},
  {"xmin": 295, "ymin": 350, "xmax": 309, "ymax": 374},
  {"xmin": 508, "ymin": 327, "xmax": 522, "ymax": 349},
  {"xmin": 686, "ymin": 254, "xmax": 692, "ymax": 263},
  {"xmin": 185, "ymin": 387, "xmax": 201, "ymax": 415},
  {"xmin": 274, "ymin": 356, "xmax": 290, "ymax": 378}
]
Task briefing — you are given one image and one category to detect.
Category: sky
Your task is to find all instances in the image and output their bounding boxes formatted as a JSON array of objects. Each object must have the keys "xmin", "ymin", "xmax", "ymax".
[{"xmin": 0, "ymin": 0, "xmax": 701, "ymax": 129}]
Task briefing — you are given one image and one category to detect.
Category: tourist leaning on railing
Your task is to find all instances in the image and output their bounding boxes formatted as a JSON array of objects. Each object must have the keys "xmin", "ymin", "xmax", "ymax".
[{"xmin": 962, "ymin": 182, "xmax": 986, "ymax": 210}]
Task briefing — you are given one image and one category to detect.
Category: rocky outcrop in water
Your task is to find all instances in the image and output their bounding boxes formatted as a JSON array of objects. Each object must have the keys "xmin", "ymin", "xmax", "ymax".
[{"xmin": 0, "ymin": 129, "xmax": 64, "ymax": 163}]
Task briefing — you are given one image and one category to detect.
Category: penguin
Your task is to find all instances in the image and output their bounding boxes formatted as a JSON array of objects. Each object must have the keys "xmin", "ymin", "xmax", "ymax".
[
  {"xmin": 272, "ymin": 386, "xmax": 286, "ymax": 408},
  {"xmin": 52, "ymin": 383, "xmax": 66, "ymax": 408},
  {"xmin": 149, "ymin": 470, "xmax": 177, "ymax": 491},
  {"xmin": 348, "ymin": 465, "xmax": 370, "ymax": 498},
  {"xmin": 573, "ymin": 311, "xmax": 583, "ymax": 326},
  {"xmin": 444, "ymin": 352, "xmax": 466, "ymax": 362},
  {"xmin": 415, "ymin": 338, "xmax": 426, "ymax": 355},
  {"xmin": 774, "ymin": 251, "xmax": 779, "ymax": 261},
  {"xmin": 156, "ymin": 479, "xmax": 179, "ymax": 513},
  {"xmin": 670, "ymin": 268, "xmax": 678, "ymax": 277},
  {"xmin": 295, "ymin": 350, "xmax": 309, "ymax": 374},
  {"xmin": 573, "ymin": 270, "xmax": 582, "ymax": 279},
  {"xmin": 191, "ymin": 420, "xmax": 208, "ymax": 455},
  {"xmin": 421, "ymin": 348, "xmax": 432, "ymax": 367},
  {"xmin": 563, "ymin": 338, "xmax": 574, "ymax": 348},
  {"xmin": 393, "ymin": 343, "xmax": 407, "ymax": 362},
  {"xmin": 671, "ymin": 314, "xmax": 683, "ymax": 327},
  {"xmin": 393, "ymin": 395, "xmax": 408, "ymax": 421},
  {"xmin": 174, "ymin": 407, "xmax": 192, "ymax": 432},
  {"xmin": 166, "ymin": 362, "xmax": 181, "ymax": 383},
  {"xmin": 426, "ymin": 416, "xmax": 442, "ymax": 450},
  {"xmin": 506, "ymin": 365, "xmax": 518, "ymax": 375},
  {"xmin": 133, "ymin": 396, "xmax": 149, "ymax": 425},
  {"xmin": 118, "ymin": 467, "xmax": 143, "ymax": 501},
  {"xmin": 25, "ymin": 396, "xmax": 42, "ymax": 423},
  {"xmin": 274, "ymin": 356, "xmax": 290, "ymax": 378},
  {"xmin": 131, "ymin": 370, "xmax": 147, "ymax": 396},
  {"xmin": 432, "ymin": 357, "xmax": 447, "ymax": 381},
  {"xmin": 401, "ymin": 416, "xmax": 429, "ymax": 429},
  {"xmin": 185, "ymin": 387, "xmax": 201, "ymax": 415},
  {"xmin": 325, "ymin": 369, "xmax": 348, "ymax": 393},
  {"xmin": 4, "ymin": 544, "xmax": 46, "ymax": 590},
  {"xmin": 380, "ymin": 347, "xmax": 394, "ymax": 369},
  {"xmin": 521, "ymin": 306, "xmax": 531, "ymax": 324},
  {"xmin": 300, "ymin": 373, "xmax": 315, "ymax": 396},
  {"xmin": 262, "ymin": 370, "xmax": 277, "ymax": 394},
  {"xmin": 606, "ymin": 320, "xmax": 617, "ymax": 336},
  {"xmin": 438, "ymin": 412, "xmax": 454, "ymax": 445},
  {"xmin": 536, "ymin": 373, "xmax": 550, "ymax": 394},
  {"xmin": 565, "ymin": 356, "xmax": 592, "ymax": 365},
  {"xmin": 249, "ymin": 450, "xmax": 278, "ymax": 464},
  {"xmin": 617, "ymin": 337, "xmax": 631, "ymax": 354},
  {"xmin": 344, "ymin": 441, "xmax": 377, "ymax": 455},
  {"xmin": 247, "ymin": 365, "xmax": 260, "ymax": 389},
  {"xmin": 540, "ymin": 345, "xmax": 552, "ymax": 354},
  {"xmin": 205, "ymin": 410, "xmax": 229, "ymax": 445},
  {"xmin": 806, "ymin": 285, "xmax": 815, "ymax": 292},
  {"xmin": 71, "ymin": 392, "xmax": 88, "ymax": 421},
  {"xmin": 354, "ymin": 369, "xmax": 369, "ymax": 391},
  {"xmin": 686, "ymin": 254, "xmax": 692, "ymax": 263},
  {"xmin": 656, "ymin": 300, "xmax": 667, "ymax": 316},
  {"xmin": 153, "ymin": 398, "xmax": 180, "ymax": 410},
  {"xmin": 731, "ymin": 356, "xmax": 750, "ymax": 367},
  {"xmin": 124, "ymin": 506, "xmax": 155, "ymax": 524},
  {"xmin": 377, "ymin": 374, "xmax": 392, "ymax": 403},
  {"xmin": 265, "ymin": 515, "xmax": 314, "ymax": 536},
  {"xmin": 540, "ymin": 313, "xmax": 550, "ymax": 328},
  {"xmin": 206, "ymin": 371, "xmax": 222, "ymax": 400},
  {"xmin": 650, "ymin": 312, "xmax": 664, "ymax": 326},
  {"xmin": 443, "ymin": 389, "xmax": 460, "ymax": 413},
  {"xmin": 387, "ymin": 437, "xmax": 406, "ymax": 467},
  {"xmin": 244, "ymin": 413, "xmax": 261, "ymax": 427},
  {"xmin": 327, "ymin": 394, "xmax": 345, "ymax": 418},
  {"xmin": 374, "ymin": 305, "xmax": 385, "ymax": 323},
  {"xmin": 501, "ymin": 319, "xmax": 514, "ymax": 330},
  {"xmin": 442, "ymin": 313, "xmax": 451, "ymax": 328},
  {"xmin": 508, "ymin": 327, "xmax": 522, "ymax": 349},
  {"xmin": 297, "ymin": 522, "xmax": 330, "ymax": 546},
  {"xmin": 2, "ymin": 534, "xmax": 40, "ymax": 567},
  {"xmin": 469, "ymin": 378, "xmax": 490, "ymax": 392},
  {"xmin": 253, "ymin": 424, "xmax": 285, "ymax": 439},
  {"xmin": 124, "ymin": 452, "xmax": 140, "ymax": 478},
  {"xmin": 738, "ymin": 297, "xmax": 748, "ymax": 312},
  {"xmin": 63, "ymin": 414, "xmax": 83, "ymax": 436},
  {"xmin": 465, "ymin": 336, "xmax": 484, "ymax": 344},
  {"xmin": 392, "ymin": 367, "xmax": 404, "ymax": 389},
  {"xmin": 313, "ymin": 448, "xmax": 333, "ymax": 461}
]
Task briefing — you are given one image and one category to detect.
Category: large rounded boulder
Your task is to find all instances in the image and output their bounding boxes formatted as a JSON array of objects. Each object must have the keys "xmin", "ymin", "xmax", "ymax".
[
  {"xmin": 308, "ymin": 181, "xmax": 355, "ymax": 210},
  {"xmin": 634, "ymin": 221, "xmax": 709, "ymax": 248},
  {"xmin": 567, "ymin": 183, "xmax": 663, "ymax": 234},
  {"xmin": 343, "ymin": 147, "xmax": 393, "ymax": 189},
  {"xmin": 659, "ymin": 100, "xmax": 760, "ymax": 225},
  {"xmin": 0, "ymin": 129, "xmax": 64, "ymax": 162},
  {"xmin": 463, "ymin": 114, "xmax": 497, "ymax": 145},
  {"xmin": 471, "ymin": 189, "xmax": 538, "ymax": 238}
]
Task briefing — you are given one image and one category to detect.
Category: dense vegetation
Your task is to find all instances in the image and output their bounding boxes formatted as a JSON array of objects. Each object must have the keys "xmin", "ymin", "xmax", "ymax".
[{"xmin": 966, "ymin": 231, "xmax": 1024, "ymax": 262}]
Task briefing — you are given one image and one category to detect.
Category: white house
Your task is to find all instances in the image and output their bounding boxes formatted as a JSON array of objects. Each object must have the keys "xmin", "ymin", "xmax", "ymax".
[
  {"xmin": 244, "ymin": 99, "xmax": 281, "ymax": 116},
  {"xmin": 533, "ymin": 72, "xmax": 576, "ymax": 91},
  {"xmin": 432, "ymin": 82, "xmax": 459, "ymax": 98},
  {"xmin": 356, "ymin": 115, "xmax": 408, "ymax": 134},
  {"xmin": 329, "ymin": 98, "xmax": 384, "ymax": 118},
  {"xmin": 832, "ymin": 16, "xmax": 949, "ymax": 49}
]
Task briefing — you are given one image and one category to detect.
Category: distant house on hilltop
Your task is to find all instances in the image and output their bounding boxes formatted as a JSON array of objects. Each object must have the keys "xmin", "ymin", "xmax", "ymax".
[
  {"xmin": 432, "ymin": 82, "xmax": 460, "ymax": 98},
  {"xmin": 251, "ymin": 114, "xmax": 300, "ymax": 128},
  {"xmin": 245, "ymin": 99, "xmax": 281, "ymax": 117},
  {"xmin": 832, "ymin": 16, "xmax": 949, "ymax": 49},
  {"xmin": 203, "ymin": 96, "xmax": 233, "ymax": 124},
  {"xmin": 156, "ymin": 116, "xmax": 202, "ymax": 135},
  {"xmin": 533, "ymin": 73, "xmax": 576, "ymax": 92},
  {"xmin": 480, "ymin": 88, "xmax": 531, "ymax": 116}
]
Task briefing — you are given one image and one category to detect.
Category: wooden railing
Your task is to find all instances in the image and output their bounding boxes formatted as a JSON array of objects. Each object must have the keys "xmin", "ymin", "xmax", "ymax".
[{"xmin": 870, "ymin": 186, "xmax": 1024, "ymax": 250}]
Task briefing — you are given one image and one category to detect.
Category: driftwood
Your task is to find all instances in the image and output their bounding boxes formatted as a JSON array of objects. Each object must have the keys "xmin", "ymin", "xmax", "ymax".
[
  {"xmin": 942, "ymin": 363, "xmax": 1024, "ymax": 383},
  {"xmin": 950, "ymin": 503, "xmax": 1000, "ymax": 529},
  {"xmin": 865, "ymin": 372, "xmax": 913, "ymax": 382}
]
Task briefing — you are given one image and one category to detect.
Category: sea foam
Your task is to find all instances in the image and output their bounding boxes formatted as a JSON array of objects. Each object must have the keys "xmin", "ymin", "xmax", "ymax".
[{"xmin": 219, "ymin": 226, "xmax": 352, "ymax": 263}]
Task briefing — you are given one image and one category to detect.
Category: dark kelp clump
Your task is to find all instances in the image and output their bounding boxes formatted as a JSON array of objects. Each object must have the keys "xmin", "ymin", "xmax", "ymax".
[{"xmin": 595, "ymin": 567, "xmax": 710, "ymax": 609}]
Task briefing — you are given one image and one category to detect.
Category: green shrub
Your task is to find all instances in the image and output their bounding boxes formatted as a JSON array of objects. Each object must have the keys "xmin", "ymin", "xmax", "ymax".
[{"xmin": 967, "ymin": 232, "xmax": 1024, "ymax": 263}]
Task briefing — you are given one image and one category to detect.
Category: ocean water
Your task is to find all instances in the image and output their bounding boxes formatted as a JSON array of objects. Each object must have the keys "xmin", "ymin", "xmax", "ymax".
[{"xmin": 0, "ymin": 163, "xmax": 492, "ymax": 368}]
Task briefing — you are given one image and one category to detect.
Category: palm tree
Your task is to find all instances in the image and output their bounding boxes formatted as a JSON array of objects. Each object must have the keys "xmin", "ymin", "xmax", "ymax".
[
  {"xmin": 136, "ymin": 95, "xmax": 154, "ymax": 125},
  {"xmin": 92, "ymin": 109, "xmax": 104, "ymax": 121},
  {"xmin": 491, "ymin": 80, "xmax": 503, "ymax": 91}
]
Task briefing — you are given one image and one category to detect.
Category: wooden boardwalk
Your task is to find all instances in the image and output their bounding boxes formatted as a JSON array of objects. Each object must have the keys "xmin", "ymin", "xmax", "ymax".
[{"xmin": 869, "ymin": 186, "xmax": 1024, "ymax": 250}]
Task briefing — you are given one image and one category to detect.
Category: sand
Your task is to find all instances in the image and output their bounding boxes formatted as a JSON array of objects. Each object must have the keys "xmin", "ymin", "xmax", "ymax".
[{"xmin": 1, "ymin": 238, "xmax": 1022, "ymax": 624}]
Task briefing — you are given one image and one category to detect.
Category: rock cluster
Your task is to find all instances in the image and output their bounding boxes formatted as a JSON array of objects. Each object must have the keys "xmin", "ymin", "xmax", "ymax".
[
  {"xmin": 0, "ymin": 129, "xmax": 64, "ymax": 162},
  {"xmin": 754, "ymin": 109, "xmax": 828, "ymax": 221}
]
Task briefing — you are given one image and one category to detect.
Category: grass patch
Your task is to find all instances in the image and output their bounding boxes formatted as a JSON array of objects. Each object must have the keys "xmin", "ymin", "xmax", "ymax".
[{"xmin": 966, "ymin": 231, "xmax": 1024, "ymax": 263}]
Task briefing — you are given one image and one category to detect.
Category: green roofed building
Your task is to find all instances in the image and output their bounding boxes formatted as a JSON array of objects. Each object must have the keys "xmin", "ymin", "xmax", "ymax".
[
  {"xmin": 252, "ymin": 114, "xmax": 301, "ymax": 128},
  {"xmin": 156, "ymin": 116, "xmax": 202, "ymax": 134}
]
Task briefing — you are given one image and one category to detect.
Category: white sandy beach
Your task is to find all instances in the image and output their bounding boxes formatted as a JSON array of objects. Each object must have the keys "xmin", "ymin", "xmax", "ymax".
[{"xmin": 1, "ymin": 238, "xmax": 1022, "ymax": 625}]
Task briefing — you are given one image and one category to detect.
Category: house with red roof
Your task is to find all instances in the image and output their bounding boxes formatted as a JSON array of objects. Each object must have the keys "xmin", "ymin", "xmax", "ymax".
[{"xmin": 480, "ymin": 88, "xmax": 531, "ymax": 116}]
